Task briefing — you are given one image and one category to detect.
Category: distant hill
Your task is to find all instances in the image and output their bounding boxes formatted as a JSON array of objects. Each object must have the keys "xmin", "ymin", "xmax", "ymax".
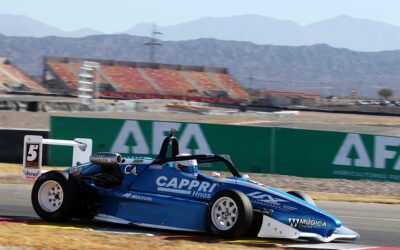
[
  {"xmin": 3, "ymin": 14, "xmax": 400, "ymax": 51},
  {"xmin": 1, "ymin": 34, "xmax": 400, "ymax": 97},
  {"xmin": 0, "ymin": 14, "xmax": 102, "ymax": 37},
  {"xmin": 126, "ymin": 14, "xmax": 400, "ymax": 52}
]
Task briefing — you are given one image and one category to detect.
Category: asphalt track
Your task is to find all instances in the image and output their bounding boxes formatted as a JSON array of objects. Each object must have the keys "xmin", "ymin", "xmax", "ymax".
[{"xmin": 0, "ymin": 184, "xmax": 399, "ymax": 248}]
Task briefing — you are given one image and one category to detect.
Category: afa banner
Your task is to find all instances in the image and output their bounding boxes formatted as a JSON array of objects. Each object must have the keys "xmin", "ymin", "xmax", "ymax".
[
  {"xmin": 49, "ymin": 116, "xmax": 400, "ymax": 182},
  {"xmin": 273, "ymin": 128, "xmax": 400, "ymax": 182},
  {"xmin": 49, "ymin": 116, "xmax": 271, "ymax": 173}
]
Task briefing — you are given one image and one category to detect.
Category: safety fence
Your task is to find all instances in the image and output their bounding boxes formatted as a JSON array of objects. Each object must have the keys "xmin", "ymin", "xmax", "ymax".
[{"xmin": 50, "ymin": 116, "xmax": 400, "ymax": 182}]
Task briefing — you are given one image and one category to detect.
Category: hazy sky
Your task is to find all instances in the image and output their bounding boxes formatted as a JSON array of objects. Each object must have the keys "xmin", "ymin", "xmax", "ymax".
[{"xmin": 1, "ymin": 0, "xmax": 400, "ymax": 32}]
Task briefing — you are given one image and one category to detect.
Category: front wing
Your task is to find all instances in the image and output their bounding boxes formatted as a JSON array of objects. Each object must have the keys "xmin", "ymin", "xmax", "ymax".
[{"xmin": 257, "ymin": 215, "xmax": 360, "ymax": 242}]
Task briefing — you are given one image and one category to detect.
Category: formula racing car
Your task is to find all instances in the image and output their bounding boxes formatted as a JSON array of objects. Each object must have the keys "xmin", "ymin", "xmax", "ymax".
[{"xmin": 30, "ymin": 130, "xmax": 359, "ymax": 242}]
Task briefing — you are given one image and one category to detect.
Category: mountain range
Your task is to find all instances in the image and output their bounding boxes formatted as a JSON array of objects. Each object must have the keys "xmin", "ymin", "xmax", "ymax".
[
  {"xmin": 127, "ymin": 14, "xmax": 400, "ymax": 52},
  {"xmin": 0, "ymin": 14, "xmax": 102, "ymax": 38},
  {"xmin": 3, "ymin": 14, "xmax": 400, "ymax": 51},
  {"xmin": 1, "ymin": 34, "xmax": 400, "ymax": 97}
]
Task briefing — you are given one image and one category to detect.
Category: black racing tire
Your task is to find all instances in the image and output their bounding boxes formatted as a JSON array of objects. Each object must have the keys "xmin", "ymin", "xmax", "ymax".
[
  {"xmin": 287, "ymin": 190, "xmax": 316, "ymax": 206},
  {"xmin": 248, "ymin": 211, "xmax": 263, "ymax": 237},
  {"xmin": 207, "ymin": 189, "xmax": 253, "ymax": 238},
  {"xmin": 31, "ymin": 171, "xmax": 79, "ymax": 222}
]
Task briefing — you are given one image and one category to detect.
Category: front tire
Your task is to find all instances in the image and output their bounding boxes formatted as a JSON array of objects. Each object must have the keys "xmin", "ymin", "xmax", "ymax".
[
  {"xmin": 207, "ymin": 190, "xmax": 253, "ymax": 238},
  {"xmin": 31, "ymin": 171, "xmax": 78, "ymax": 222}
]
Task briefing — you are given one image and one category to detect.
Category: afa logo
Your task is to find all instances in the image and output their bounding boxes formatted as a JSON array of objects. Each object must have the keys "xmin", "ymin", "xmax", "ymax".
[
  {"xmin": 333, "ymin": 133, "xmax": 400, "ymax": 170},
  {"xmin": 111, "ymin": 121, "xmax": 211, "ymax": 155}
]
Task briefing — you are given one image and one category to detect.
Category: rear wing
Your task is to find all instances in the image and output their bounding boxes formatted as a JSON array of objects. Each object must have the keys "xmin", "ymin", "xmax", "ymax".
[{"xmin": 22, "ymin": 135, "xmax": 92, "ymax": 179}]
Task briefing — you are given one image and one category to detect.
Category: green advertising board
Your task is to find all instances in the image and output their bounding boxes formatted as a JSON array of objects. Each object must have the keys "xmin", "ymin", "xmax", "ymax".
[
  {"xmin": 49, "ymin": 116, "xmax": 400, "ymax": 182},
  {"xmin": 273, "ymin": 128, "xmax": 400, "ymax": 182},
  {"xmin": 50, "ymin": 116, "xmax": 271, "ymax": 173}
]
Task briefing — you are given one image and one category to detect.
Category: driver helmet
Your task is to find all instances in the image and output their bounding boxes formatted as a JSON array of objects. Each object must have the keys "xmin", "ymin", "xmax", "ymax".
[{"xmin": 174, "ymin": 153, "xmax": 198, "ymax": 177}]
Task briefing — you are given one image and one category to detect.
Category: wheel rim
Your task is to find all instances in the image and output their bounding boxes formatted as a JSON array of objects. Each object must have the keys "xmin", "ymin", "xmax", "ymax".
[
  {"xmin": 37, "ymin": 180, "xmax": 64, "ymax": 212},
  {"xmin": 211, "ymin": 197, "xmax": 238, "ymax": 230}
]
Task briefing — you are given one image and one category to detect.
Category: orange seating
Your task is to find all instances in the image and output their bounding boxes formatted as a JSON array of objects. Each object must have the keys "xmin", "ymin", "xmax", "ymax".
[
  {"xmin": 212, "ymin": 72, "xmax": 249, "ymax": 99},
  {"xmin": 0, "ymin": 69, "xmax": 10, "ymax": 86},
  {"xmin": 45, "ymin": 60, "xmax": 248, "ymax": 100},
  {"xmin": 185, "ymin": 71, "xmax": 222, "ymax": 92},
  {"xmin": 0, "ymin": 69, "xmax": 8, "ymax": 90},
  {"xmin": 48, "ymin": 62, "xmax": 115, "ymax": 91},
  {"xmin": 0, "ymin": 64, "xmax": 47, "ymax": 92},
  {"xmin": 185, "ymin": 71, "xmax": 249, "ymax": 99},
  {"xmin": 101, "ymin": 66, "xmax": 156, "ymax": 93},
  {"xmin": 47, "ymin": 62, "xmax": 77, "ymax": 89},
  {"xmin": 143, "ymin": 68, "xmax": 199, "ymax": 96},
  {"xmin": 68, "ymin": 63, "xmax": 109, "ymax": 84}
]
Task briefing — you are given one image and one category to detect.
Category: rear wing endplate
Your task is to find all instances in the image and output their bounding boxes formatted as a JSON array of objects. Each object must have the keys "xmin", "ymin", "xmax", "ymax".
[{"xmin": 22, "ymin": 135, "xmax": 92, "ymax": 180}]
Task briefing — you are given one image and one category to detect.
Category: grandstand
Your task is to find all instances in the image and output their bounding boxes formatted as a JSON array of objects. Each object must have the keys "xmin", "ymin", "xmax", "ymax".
[
  {"xmin": 44, "ymin": 57, "xmax": 249, "ymax": 104},
  {"xmin": 0, "ymin": 58, "xmax": 47, "ymax": 93},
  {"xmin": 257, "ymin": 90, "xmax": 321, "ymax": 107}
]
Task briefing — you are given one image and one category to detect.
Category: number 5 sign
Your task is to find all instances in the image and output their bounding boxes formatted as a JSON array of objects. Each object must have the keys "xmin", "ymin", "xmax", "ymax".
[
  {"xmin": 22, "ymin": 135, "xmax": 43, "ymax": 179},
  {"xmin": 22, "ymin": 135, "xmax": 92, "ymax": 179}
]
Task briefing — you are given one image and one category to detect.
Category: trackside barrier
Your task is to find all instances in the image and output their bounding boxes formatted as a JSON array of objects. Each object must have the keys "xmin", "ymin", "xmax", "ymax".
[
  {"xmin": 22, "ymin": 135, "xmax": 92, "ymax": 179},
  {"xmin": 49, "ymin": 116, "xmax": 400, "ymax": 182}
]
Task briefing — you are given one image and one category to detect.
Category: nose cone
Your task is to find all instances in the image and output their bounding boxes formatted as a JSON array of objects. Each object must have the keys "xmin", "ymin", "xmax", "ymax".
[
  {"xmin": 313, "ymin": 205, "xmax": 342, "ymax": 228},
  {"xmin": 333, "ymin": 226, "xmax": 360, "ymax": 240},
  {"xmin": 333, "ymin": 216, "xmax": 342, "ymax": 227}
]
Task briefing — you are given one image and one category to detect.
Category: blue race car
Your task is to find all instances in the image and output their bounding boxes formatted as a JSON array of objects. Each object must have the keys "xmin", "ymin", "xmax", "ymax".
[{"xmin": 31, "ymin": 130, "xmax": 359, "ymax": 242}]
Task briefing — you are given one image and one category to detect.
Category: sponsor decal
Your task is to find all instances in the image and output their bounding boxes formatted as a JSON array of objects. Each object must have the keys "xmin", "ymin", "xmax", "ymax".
[
  {"xmin": 23, "ymin": 170, "xmax": 39, "ymax": 178},
  {"xmin": 247, "ymin": 191, "xmax": 296, "ymax": 212},
  {"xmin": 122, "ymin": 193, "xmax": 152, "ymax": 201},
  {"xmin": 155, "ymin": 176, "xmax": 217, "ymax": 199},
  {"xmin": 288, "ymin": 218, "xmax": 327, "ymax": 228},
  {"xmin": 247, "ymin": 192, "xmax": 288, "ymax": 205},
  {"xmin": 124, "ymin": 165, "xmax": 137, "ymax": 175},
  {"xmin": 70, "ymin": 167, "xmax": 81, "ymax": 176}
]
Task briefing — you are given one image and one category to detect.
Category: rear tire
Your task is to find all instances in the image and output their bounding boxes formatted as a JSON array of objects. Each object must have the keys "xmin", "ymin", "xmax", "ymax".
[
  {"xmin": 207, "ymin": 190, "xmax": 253, "ymax": 238},
  {"xmin": 287, "ymin": 190, "xmax": 316, "ymax": 206},
  {"xmin": 31, "ymin": 171, "xmax": 79, "ymax": 222}
]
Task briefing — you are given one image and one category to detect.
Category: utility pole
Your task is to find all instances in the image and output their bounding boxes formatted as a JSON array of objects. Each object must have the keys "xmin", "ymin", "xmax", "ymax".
[{"xmin": 144, "ymin": 24, "xmax": 162, "ymax": 63}]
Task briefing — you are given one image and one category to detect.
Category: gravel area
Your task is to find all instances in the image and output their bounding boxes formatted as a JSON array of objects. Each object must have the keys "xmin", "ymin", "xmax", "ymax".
[
  {"xmin": 0, "ymin": 222, "xmax": 283, "ymax": 250},
  {"xmin": 248, "ymin": 173, "xmax": 400, "ymax": 197},
  {"xmin": 2, "ymin": 107, "xmax": 400, "ymax": 131}
]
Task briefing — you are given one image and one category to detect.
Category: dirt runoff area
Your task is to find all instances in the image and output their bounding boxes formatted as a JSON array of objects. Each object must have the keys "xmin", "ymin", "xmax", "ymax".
[
  {"xmin": 2, "ymin": 109, "xmax": 400, "ymax": 130},
  {"xmin": 0, "ymin": 220, "xmax": 286, "ymax": 250}
]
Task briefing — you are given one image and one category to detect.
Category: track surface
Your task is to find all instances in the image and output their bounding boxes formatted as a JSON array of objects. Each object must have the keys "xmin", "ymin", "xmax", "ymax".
[{"xmin": 1, "ymin": 184, "xmax": 399, "ymax": 248}]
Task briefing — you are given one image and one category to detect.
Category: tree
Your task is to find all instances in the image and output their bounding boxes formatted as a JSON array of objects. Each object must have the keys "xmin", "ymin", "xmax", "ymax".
[{"xmin": 378, "ymin": 88, "xmax": 394, "ymax": 99}]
